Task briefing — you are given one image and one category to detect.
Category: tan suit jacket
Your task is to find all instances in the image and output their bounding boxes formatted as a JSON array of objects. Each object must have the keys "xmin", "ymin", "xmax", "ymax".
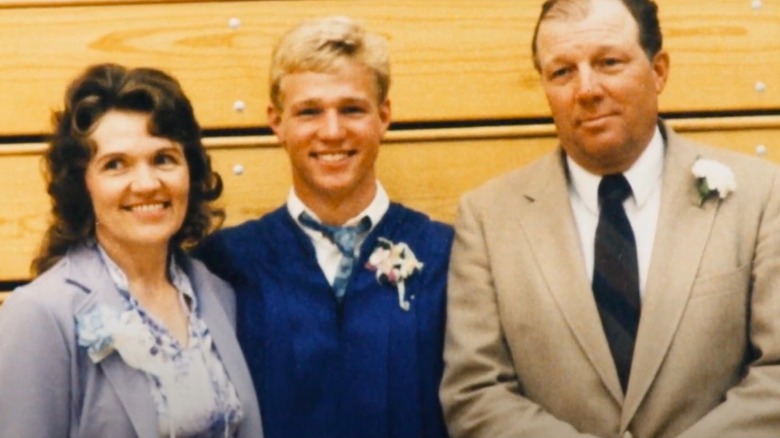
[{"xmin": 441, "ymin": 124, "xmax": 780, "ymax": 438}]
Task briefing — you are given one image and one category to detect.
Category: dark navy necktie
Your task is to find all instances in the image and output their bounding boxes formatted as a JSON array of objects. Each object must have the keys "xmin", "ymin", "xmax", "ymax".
[
  {"xmin": 299, "ymin": 211, "xmax": 372, "ymax": 301},
  {"xmin": 592, "ymin": 174, "xmax": 641, "ymax": 393}
]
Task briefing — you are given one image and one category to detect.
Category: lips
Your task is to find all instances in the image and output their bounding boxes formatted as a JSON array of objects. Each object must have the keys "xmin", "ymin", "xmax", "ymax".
[
  {"xmin": 580, "ymin": 114, "xmax": 612, "ymax": 123},
  {"xmin": 577, "ymin": 113, "xmax": 617, "ymax": 129},
  {"xmin": 310, "ymin": 150, "xmax": 357, "ymax": 162},
  {"xmin": 123, "ymin": 202, "xmax": 170, "ymax": 213}
]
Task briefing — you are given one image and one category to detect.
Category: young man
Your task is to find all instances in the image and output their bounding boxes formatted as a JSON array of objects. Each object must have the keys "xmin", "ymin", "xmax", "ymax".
[
  {"xmin": 196, "ymin": 16, "xmax": 452, "ymax": 438},
  {"xmin": 441, "ymin": 0, "xmax": 780, "ymax": 437}
]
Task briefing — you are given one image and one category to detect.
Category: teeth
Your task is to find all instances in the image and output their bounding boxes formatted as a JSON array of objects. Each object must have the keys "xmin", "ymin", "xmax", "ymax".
[
  {"xmin": 317, "ymin": 152, "xmax": 349, "ymax": 162},
  {"xmin": 130, "ymin": 203, "xmax": 165, "ymax": 213}
]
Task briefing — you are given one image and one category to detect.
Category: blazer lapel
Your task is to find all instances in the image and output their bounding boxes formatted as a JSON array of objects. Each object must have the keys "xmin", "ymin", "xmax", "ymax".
[
  {"xmin": 518, "ymin": 151, "xmax": 624, "ymax": 403},
  {"xmin": 622, "ymin": 128, "xmax": 720, "ymax": 426},
  {"xmin": 189, "ymin": 263, "xmax": 261, "ymax": 429},
  {"xmin": 70, "ymin": 245, "xmax": 158, "ymax": 438}
]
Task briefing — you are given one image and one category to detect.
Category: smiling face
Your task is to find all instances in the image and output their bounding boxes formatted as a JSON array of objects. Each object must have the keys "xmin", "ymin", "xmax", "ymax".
[
  {"xmin": 535, "ymin": 0, "xmax": 669, "ymax": 175},
  {"xmin": 86, "ymin": 110, "xmax": 190, "ymax": 254},
  {"xmin": 269, "ymin": 60, "xmax": 391, "ymax": 212}
]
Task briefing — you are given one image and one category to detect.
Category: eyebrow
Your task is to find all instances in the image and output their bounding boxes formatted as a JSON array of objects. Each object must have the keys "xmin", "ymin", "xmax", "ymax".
[
  {"xmin": 543, "ymin": 44, "xmax": 627, "ymax": 65},
  {"xmin": 290, "ymin": 96, "xmax": 370, "ymax": 108},
  {"xmin": 92, "ymin": 143, "xmax": 184, "ymax": 161}
]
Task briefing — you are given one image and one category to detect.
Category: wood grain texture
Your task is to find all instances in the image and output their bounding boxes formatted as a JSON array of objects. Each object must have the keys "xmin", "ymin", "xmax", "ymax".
[
  {"xmin": 0, "ymin": 0, "xmax": 215, "ymax": 7},
  {"xmin": 0, "ymin": 0, "xmax": 778, "ymax": 136},
  {"xmin": 1, "ymin": 120, "xmax": 779, "ymax": 281}
]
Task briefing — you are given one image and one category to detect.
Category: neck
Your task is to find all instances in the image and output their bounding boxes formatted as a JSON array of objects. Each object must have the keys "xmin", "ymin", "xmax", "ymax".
[
  {"xmin": 96, "ymin": 236, "xmax": 171, "ymax": 292},
  {"xmin": 297, "ymin": 182, "xmax": 377, "ymax": 226}
]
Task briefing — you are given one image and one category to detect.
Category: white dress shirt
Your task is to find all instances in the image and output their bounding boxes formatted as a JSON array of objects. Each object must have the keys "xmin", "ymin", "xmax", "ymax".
[
  {"xmin": 567, "ymin": 127, "xmax": 664, "ymax": 299},
  {"xmin": 287, "ymin": 181, "xmax": 390, "ymax": 286}
]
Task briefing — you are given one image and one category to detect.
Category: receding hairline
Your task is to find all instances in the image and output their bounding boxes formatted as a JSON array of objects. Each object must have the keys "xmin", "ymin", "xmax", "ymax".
[{"xmin": 532, "ymin": 0, "xmax": 645, "ymax": 70}]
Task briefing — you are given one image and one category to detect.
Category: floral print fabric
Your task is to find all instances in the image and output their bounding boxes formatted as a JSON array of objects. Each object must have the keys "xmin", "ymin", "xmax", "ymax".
[{"xmin": 77, "ymin": 245, "xmax": 244, "ymax": 437}]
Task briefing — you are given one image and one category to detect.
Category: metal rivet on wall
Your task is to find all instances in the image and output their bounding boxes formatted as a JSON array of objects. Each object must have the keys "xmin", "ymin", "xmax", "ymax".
[
  {"xmin": 752, "ymin": 0, "xmax": 763, "ymax": 10},
  {"xmin": 756, "ymin": 144, "xmax": 767, "ymax": 157},
  {"xmin": 755, "ymin": 81, "xmax": 767, "ymax": 93},
  {"xmin": 232, "ymin": 164, "xmax": 245, "ymax": 175},
  {"xmin": 229, "ymin": 17, "xmax": 241, "ymax": 30},
  {"xmin": 233, "ymin": 100, "xmax": 246, "ymax": 112}
]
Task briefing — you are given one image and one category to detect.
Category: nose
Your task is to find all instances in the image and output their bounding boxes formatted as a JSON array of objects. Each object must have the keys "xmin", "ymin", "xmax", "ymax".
[
  {"xmin": 319, "ymin": 109, "xmax": 345, "ymax": 140},
  {"xmin": 131, "ymin": 164, "xmax": 162, "ymax": 192},
  {"xmin": 575, "ymin": 67, "xmax": 603, "ymax": 102}
]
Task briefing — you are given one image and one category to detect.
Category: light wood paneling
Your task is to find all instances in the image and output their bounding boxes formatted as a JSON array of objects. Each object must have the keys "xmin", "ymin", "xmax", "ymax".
[
  {"xmin": 2, "ymin": 118, "xmax": 779, "ymax": 281},
  {"xmin": 0, "ymin": 0, "xmax": 230, "ymax": 7},
  {"xmin": 0, "ymin": 0, "xmax": 778, "ymax": 136},
  {"xmin": 0, "ymin": 133, "xmax": 553, "ymax": 280}
]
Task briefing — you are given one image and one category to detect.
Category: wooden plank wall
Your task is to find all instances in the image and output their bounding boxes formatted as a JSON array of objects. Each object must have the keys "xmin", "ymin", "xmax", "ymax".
[{"xmin": 1, "ymin": 0, "xmax": 779, "ymax": 295}]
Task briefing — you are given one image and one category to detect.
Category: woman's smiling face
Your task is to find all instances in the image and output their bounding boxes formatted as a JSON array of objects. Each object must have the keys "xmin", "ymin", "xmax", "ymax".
[{"xmin": 86, "ymin": 110, "xmax": 190, "ymax": 253}]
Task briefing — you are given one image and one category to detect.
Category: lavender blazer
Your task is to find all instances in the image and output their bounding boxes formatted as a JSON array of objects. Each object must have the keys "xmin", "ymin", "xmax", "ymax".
[{"xmin": 0, "ymin": 244, "xmax": 263, "ymax": 438}]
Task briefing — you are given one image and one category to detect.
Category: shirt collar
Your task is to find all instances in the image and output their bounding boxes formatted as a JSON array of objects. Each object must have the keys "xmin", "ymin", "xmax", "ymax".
[
  {"xmin": 567, "ymin": 126, "xmax": 664, "ymax": 214},
  {"xmin": 287, "ymin": 180, "xmax": 390, "ymax": 231},
  {"xmin": 95, "ymin": 242, "xmax": 196, "ymax": 310}
]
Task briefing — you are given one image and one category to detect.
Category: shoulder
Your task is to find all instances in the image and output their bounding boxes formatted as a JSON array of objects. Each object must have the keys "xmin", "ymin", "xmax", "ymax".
[
  {"xmin": 5, "ymin": 257, "xmax": 85, "ymax": 318},
  {"xmin": 199, "ymin": 218, "xmax": 264, "ymax": 251},
  {"xmin": 193, "ymin": 206, "xmax": 289, "ymax": 277},
  {"xmin": 0, "ymin": 258, "xmax": 84, "ymax": 349},
  {"xmin": 382, "ymin": 204, "xmax": 454, "ymax": 272},
  {"xmin": 182, "ymin": 255, "xmax": 236, "ymax": 319},
  {"xmin": 186, "ymin": 256, "xmax": 233, "ymax": 292},
  {"xmin": 671, "ymin": 132, "xmax": 780, "ymax": 200},
  {"xmin": 464, "ymin": 149, "xmax": 561, "ymax": 205},
  {"xmin": 199, "ymin": 207, "xmax": 292, "ymax": 252},
  {"xmin": 389, "ymin": 203, "xmax": 453, "ymax": 244}
]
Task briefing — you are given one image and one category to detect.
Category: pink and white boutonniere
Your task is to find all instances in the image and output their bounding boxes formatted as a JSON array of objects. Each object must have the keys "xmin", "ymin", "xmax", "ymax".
[
  {"xmin": 366, "ymin": 238, "xmax": 423, "ymax": 311},
  {"xmin": 692, "ymin": 158, "xmax": 736, "ymax": 206}
]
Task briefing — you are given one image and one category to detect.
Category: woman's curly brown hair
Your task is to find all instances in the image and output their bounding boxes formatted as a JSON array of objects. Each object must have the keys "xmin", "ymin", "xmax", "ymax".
[{"xmin": 32, "ymin": 63, "xmax": 224, "ymax": 275}]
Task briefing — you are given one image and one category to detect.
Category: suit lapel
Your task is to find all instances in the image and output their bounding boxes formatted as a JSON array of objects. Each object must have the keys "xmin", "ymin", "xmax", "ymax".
[
  {"xmin": 518, "ymin": 151, "xmax": 624, "ymax": 403},
  {"xmin": 622, "ymin": 128, "xmax": 719, "ymax": 426},
  {"xmin": 70, "ymin": 245, "xmax": 158, "ymax": 438}
]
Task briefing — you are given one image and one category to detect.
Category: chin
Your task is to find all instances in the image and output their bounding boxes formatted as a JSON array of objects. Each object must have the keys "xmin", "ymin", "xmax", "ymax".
[{"xmin": 129, "ymin": 230, "xmax": 178, "ymax": 247}]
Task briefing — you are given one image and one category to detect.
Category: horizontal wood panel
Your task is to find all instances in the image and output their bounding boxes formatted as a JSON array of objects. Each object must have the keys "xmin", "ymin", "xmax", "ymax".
[
  {"xmin": 1, "ymin": 0, "xmax": 778, "ymax": 136},
  {"xmin": 1, "ymin": 119, "xmax": 779, "ymax": 281},
  {"xmin": 0, "ymin": 0, "xmax": 231, "ymax": 7}
]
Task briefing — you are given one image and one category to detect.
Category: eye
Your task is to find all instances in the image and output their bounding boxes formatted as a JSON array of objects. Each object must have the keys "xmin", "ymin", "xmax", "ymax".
[
  {"xmin": 342, "ymin": 105, "xmax": 367, "ymax": 115},
  {"xmin": 548, "ymin": 67, "xmax": 571, "ymax": 81},
  {"xmin": 295, "ymin": 107, "xmax": 320, "ymax": 117},
  {"xmin": 102, "ymin": 158, "xmax": 124, "ymax": 171},
  {"xmin": 154, "ymin": 152, "xmax": 181, "ymax": 166},
  {"xmin": 600, "ymin": 57, "xmax": 623, "ymax": 69}
]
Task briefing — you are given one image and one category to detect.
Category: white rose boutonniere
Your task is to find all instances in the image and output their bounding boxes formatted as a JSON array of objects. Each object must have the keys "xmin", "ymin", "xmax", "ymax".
[
  {"xmin": 76, "ymin": 305, "xmax": 161, "ymax": 374},
  {"xmin": 691, "ymin": 158, "xmax": 736, "ymax": 206},
  {"xmin": 365, "ymin": 237, "xmax": 423, "ymax": 311}
]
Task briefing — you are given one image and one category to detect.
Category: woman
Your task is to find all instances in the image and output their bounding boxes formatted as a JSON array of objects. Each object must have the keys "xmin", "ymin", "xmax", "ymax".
[{"xmin": 0, "ymin": 63, "xmax": 263, "ymax": 437}]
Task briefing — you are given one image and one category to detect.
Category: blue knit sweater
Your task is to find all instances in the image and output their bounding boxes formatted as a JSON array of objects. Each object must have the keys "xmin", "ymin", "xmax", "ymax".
[{"xmin": 195, "ymin": 203, "xmax": 453, "ymax": 438}]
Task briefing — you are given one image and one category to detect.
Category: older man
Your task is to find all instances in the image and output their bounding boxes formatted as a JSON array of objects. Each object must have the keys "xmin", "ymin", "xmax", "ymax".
[{"xmin": 441, "ymin": 0, "xmax": 780, "ymax": 437}]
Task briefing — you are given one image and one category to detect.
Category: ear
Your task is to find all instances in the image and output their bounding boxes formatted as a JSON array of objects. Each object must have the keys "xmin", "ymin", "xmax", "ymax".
[
  {"xmin": 267, "ymin": 103, "xmax": 284, "ymax": 142},
  {"xmin": 652, "ymin": 50, "xmax": 670, "ymax": 94},
  {"xmin": 378, "ymin": 98, "xmax": 391, "ymax": 136}
]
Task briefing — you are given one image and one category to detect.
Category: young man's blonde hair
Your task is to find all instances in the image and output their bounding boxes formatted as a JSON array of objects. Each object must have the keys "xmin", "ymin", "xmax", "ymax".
[{"xmin": 269, "ymin": 16, "xmax": 391, "ymax": 109}]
